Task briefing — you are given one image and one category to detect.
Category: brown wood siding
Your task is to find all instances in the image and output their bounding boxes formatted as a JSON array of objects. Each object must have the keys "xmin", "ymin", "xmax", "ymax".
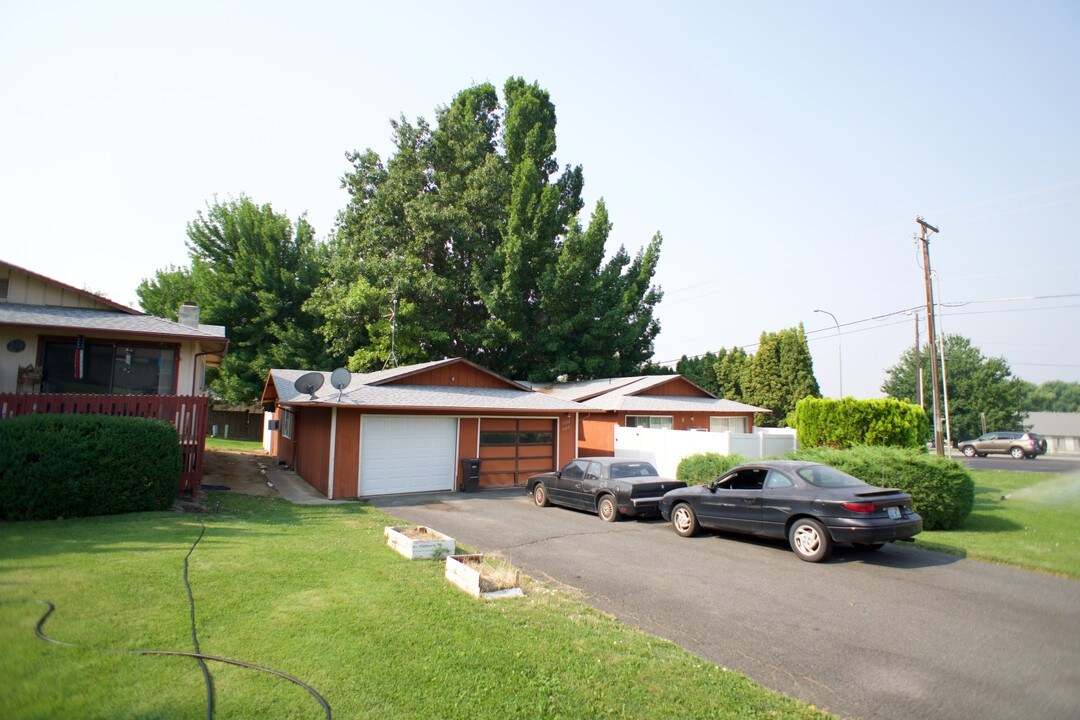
[
  {"xmin": 478, "ymin": 418, "xmax": 556, "ymax": 486},
  {"xmin": 456, "ymin": 418, "xmax": 479, "ymax": 490},
  {"xmin": 557, "ymin": 414, "xmax": 576, "ymax": 466},
  {"xmin": 332, "ymin": 410, "xmax": 361, "ymax": 498},
  {"xmin": 295, "ymin": 407, "xmax": 332, "ymax": 496},
  {"xmin": 273, "ymin": 406, "xmax": 296, "ymax": 467},
  {"xmin": 579, "ymin": 415, "xmax": 619, "ymax": 456},
  {"xmin": 637, "ymin": 378, "xmax": 711, "ymax": 397},
  {"xmin": 388, "ymin": 363, "xmax": 514, "ymax": 389}
]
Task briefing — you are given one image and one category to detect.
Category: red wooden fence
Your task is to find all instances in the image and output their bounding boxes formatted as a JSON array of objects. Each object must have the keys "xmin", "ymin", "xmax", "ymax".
[{"xmin": 0, "ymin": 393, "xmax": 209, "ymax": 494}]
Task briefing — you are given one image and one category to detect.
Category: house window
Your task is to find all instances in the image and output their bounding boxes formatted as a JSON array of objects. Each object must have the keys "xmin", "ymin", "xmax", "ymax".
[
  {"xmin": 710, "ymin": 416, "xmax": 747, "ymax": 433},
  {"xmin": 40, "ymin": 339, "xmax": 177, "ymax": 395},
  {"xmin": 281, "ymin": 408, "xmax": 295, "ymax": 439},
  {"xmin": 625, "ymin": 416, "xmax": 673, "ymax": 430}
]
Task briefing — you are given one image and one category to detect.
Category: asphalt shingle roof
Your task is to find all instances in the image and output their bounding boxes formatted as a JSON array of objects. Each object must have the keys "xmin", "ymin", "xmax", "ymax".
[
  {"xmin": 269, "ymin": 368, "xmax": 582, "ymax": 412},
  {"xmin": 0, "ymin": 303, "xmax": 227, "ymax": 340}
]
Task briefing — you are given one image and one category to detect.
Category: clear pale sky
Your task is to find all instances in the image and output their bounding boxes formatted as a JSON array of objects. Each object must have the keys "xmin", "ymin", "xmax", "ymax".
[{"xmin": 2, "ymin": 1, "xmax": 1077, "ymax": 398}]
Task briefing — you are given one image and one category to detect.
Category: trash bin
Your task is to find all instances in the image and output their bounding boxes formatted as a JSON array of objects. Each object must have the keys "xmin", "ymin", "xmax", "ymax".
[{"xmin": 460, "ymin": 458, "xmax": 482, "ymax": 493}]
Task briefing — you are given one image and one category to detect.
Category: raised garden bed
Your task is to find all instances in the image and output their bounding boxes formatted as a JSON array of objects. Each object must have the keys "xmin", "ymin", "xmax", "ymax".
[
  {"xmin": 384, "ymin": 525, "xmax": 456, "ymax": 560},
  {"xmin": 445, "ymin": 554, "xmax": 524, "ymax": 599}
]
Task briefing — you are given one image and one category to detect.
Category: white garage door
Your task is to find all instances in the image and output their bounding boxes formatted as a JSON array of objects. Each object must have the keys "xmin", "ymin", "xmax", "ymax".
[{"xmin": 360, "ymin": 416, "xmax": 457, "ymax": 496}]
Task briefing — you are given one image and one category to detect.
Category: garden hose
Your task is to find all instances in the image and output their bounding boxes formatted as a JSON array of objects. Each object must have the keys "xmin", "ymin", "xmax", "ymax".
[{"xmin": 3, "ymin": 517, "xmax": 332, "ymax": 719}]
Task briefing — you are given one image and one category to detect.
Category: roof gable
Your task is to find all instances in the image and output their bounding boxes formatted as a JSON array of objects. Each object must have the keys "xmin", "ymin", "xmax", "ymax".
[
  {"xmin": 1, "ymin": 259, "xmax": 141, "ymax": 314},
  {"xmin": 367, "ymin": 357, "xmax": 527, "ymax": 391}
]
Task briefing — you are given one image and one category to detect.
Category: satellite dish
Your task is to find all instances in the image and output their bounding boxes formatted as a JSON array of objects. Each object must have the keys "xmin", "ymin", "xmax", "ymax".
[
  {"xmin": 293, "ymin": 372, "xmax": 325, "ymax": 399},
  {"xmin": 330, "ymin": 367, "xmax": 351, "ymax": 401}
]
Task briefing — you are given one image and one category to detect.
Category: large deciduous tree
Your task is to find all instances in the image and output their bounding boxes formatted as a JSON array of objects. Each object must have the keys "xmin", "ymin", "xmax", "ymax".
[
  {"xmin": 881, "ymin": 334, "xmax": 1025, "ymax": 441},
  {"xmin": 1020, "ymin": 380, "xmax": 1080, "ymax": 413},
  {"xmin": 140, "ymin": 196, "xmax": 332, "ymax": 406},
  {"xmin": 309, "ymin": 78, "xmax": 663, "ymax": 380}
]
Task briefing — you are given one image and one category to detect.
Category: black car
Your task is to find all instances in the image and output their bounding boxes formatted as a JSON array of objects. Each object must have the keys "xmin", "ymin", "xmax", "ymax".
[
  {"xmin": 958, "ymin": 432, "xmax": 1047, "ymax": 459},
  {"xmin": 658, "ymin": 461, "xmax": 922, "ymax": 562},
  {"xmin": 527, "ymin": 457, "xmax": 686, "ymax": 522}
]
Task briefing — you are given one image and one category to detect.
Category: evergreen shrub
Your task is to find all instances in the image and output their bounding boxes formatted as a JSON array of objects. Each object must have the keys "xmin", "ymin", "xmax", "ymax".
[
  {"xmin": 791, "ymin": 445, "xmax": 974, "ymax": 530},
  {"xmin": 791, "ymin": 397, "xmax": 929, "ymax": 449},
  {"xmin": 676, "ymin": 453, "xmax": 747, "ymax": 485},
  {"xmin": 0, "ymin": 414, "xmax": 182, "ymax": 521}
]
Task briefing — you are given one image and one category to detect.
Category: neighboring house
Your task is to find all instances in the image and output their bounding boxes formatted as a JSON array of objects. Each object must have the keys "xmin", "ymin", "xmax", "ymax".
[
  {"xmin": 1026, "ymin": 412, "xmax": 1080, "ymax": 454},
  {"xmin": 261, "ymin": 358, "xmax": 583, "ymax": 499},
  {"xmin": 263, "ymin": 360, "xmax": 771, "ymax": 499},
  {"xmin": 527, "ymin": 375, "xmax": 769, "ymax": 456},
  {"xmin": 0, "ymin": 259, "xmax": 228, "ymax": 492}
]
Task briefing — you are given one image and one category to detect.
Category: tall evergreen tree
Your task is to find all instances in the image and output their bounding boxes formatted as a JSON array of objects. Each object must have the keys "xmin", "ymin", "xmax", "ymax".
[
  {"xmin": 676, "ymin": 351, "xmax": 721, "ymax": 395},
  {"xmin": 311, "ymin": 78, "xmax": 663, "ymax": 379},
  {"xmin": 742, "ymin": 325, "xmax": 820, "ymax": 427}
]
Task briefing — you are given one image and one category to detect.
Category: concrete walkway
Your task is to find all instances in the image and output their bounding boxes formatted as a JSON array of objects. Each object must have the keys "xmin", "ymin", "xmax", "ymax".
[{"xmin": 263, "ymin": 468, "xmax": 358, "ymax": 505}]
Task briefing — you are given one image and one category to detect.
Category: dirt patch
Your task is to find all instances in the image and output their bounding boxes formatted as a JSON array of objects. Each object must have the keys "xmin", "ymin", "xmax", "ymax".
[
  {"xmin": 397, "ymin": 526, "xmax": 443, "ymax": 541},
  {"xmin": 201, "ymin": 448, "xmax": 279, "ymax": 497}
]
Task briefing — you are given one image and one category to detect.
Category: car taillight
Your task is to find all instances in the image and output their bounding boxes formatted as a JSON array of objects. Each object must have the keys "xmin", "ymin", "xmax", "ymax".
[{"xmin": 842, "ymin": 502, "xmax": 876, "ymax": 513}]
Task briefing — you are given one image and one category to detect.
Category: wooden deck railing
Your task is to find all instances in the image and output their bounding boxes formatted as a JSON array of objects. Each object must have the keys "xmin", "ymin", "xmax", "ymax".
[{"xmin": 0, "ymin": 393, "xmax": 209, "ymax": 493}]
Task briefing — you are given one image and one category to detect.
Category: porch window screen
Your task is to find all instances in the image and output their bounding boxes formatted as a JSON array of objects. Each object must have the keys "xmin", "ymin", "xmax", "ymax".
[
  {"xmin": 709, "ymin": 416, "xmax": 747, "ymax": 433},
  {"xmin": 41, "ymin": 339, "xmax": 177, "ymax": 395}
]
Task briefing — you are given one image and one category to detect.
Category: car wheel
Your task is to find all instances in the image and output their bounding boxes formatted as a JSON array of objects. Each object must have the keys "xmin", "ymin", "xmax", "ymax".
[
  {"xmin": 671, "ymin": 503, "xmax": 699, "ymax": 537},
  {"xmin": 789, "ymin": 518, "xmax": 833, "ymax": 562},
  {"xmin": 598, "ymin": 494, "xmax": 621, "ymax": 522},
  {"xmin": 532, "ymin": 483, "xmax": 551, "ymax": 507},
  {"xmin": 1010, "ymin": 447, "xmax": 1026, "ymax": 459},
  {"xmin": 853, "ymin": 542, "xmax": 885, "ymax": 551},
  {"xmin": 962, "ymin": 446, "xmax": 976, "ymax": 458}
]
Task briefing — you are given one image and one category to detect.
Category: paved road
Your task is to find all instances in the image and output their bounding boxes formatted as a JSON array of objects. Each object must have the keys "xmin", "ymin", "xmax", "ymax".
[
  {"xmin": 955, "ymin": 454, "xmax": 1080, "ymax": 474},
  {"xmin": 374, "ymin": 489, "xmax": 1080, "ymax": 720}
]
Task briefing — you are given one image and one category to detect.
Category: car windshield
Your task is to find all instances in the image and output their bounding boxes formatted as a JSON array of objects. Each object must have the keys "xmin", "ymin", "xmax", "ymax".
[
  {"xmin": 795, "ymin": 465, "xmax": 864, "ymax": 488},
  {"xmin": 610, "ymin": 462, "xmax": 658, "ymax": 478}
]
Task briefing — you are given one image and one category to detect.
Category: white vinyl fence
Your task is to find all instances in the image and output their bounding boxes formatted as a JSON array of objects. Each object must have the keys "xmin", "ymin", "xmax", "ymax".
[{"xmin": 613, "ymin": 426, "xmax": 798, "ymax": 478}]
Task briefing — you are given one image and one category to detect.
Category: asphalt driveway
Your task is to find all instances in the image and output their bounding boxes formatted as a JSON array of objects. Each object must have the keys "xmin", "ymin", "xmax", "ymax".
[{"xmin": 373, "ymin": 488, "xmax": 1080, "ymax": 720}]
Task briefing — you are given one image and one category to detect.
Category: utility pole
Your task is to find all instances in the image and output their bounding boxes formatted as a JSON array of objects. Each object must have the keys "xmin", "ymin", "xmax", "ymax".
[
  {"xmin": 914, "ymin": 312, "xmax": 923, "ymax": 410},
  {"xmin": 917, "ymin": 217, "xmax": 943, "ymax": 455}
]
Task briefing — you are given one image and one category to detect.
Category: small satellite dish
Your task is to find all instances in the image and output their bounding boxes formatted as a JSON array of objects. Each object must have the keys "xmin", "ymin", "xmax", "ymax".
[
  {"xmin": 330, "ymin": 367, "xmax": 351, "ymax": 401},
  {"xmin": 293, "ymin": 372, "xmax": 325, "ymax": 399}
]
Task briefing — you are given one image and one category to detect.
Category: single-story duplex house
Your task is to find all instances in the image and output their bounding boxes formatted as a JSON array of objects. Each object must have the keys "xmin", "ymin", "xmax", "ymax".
[
  {"xmin": 526, "ymin": 374, "xmax": 769, "ymax": 456},
  {"xmin": 263, "ymin": 358, "xmax": 769, "ymax": 499},
  {"xmin": 0, "ymin": 259, "xmax": 228, "ymax": 491},
  {"xmin": 1026, "ymin": 412, "xmax": 1080, "ymax": 454}
]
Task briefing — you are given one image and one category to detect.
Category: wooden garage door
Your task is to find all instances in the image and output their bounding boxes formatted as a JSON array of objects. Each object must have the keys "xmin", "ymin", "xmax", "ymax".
[
  {"xmin": 360, "ymin": 416, "xmax": 457, "ymax": 496},
  {"xmin": 478, "ymin": 418, "xmax": 555, "ymax": 486}
]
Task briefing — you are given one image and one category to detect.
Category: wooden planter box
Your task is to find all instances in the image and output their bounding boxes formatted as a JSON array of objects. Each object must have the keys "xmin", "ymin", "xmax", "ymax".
[
  {"xmin": 445, "ymin": 554, "xmax": 524, "ymax": 599},
  {"xmin": 384, "ymin": 526, "xmax": 456, "ymax": 560}
]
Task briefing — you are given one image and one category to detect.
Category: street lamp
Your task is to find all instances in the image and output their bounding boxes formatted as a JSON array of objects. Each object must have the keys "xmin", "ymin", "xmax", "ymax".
[{"xmin": 814, "ymin": 309, "xmax": 843, "ymax": 398}]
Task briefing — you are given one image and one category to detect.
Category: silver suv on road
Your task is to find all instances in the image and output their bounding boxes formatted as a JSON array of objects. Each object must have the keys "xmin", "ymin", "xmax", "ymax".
[{"xmin": 958, "ymin": 432, "xmax": 1048, "ymax": 459}]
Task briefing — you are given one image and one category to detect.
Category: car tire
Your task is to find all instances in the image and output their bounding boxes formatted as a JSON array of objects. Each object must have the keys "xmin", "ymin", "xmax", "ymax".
[
  {"xmin": 789, "ymin": 518, "xmax": 833, "ymax": 562},
  {"xmin": 532, "ymin": 483, "xmax": 551, "ymax": 507},
  {"xmin": 853, "ymin": 542, "xmax": 885, "ymax": 551},
  {"xmin": 671, "ymin": 503, "xmax": 699, "ymax": 537},
  {"xmin": 962, "ymin": 446, "xmax": 976, "ymax": 458},
  {"xmin": 598, "ymin": 494, "xmax": 621, "ymax": 522},
  {"xmin": 1010, "ymin": 447, "xmax": 1026, "ymax": 459}
]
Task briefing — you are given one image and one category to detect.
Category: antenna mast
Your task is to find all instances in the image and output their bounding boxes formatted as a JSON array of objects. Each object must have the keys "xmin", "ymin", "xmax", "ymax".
[{"xmin": 383, "ymin": 293, "xmax": 399, "ymax": 370}]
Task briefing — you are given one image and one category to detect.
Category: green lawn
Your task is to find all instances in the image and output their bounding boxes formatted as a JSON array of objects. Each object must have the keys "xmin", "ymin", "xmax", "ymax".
[
  {"xmin": 0, "ymin": 494, "xmax": 828, "ymax": 719},
  {"xmin": 915, "ymin": 469, "xmax": 1080, "ymax": 578},
  {"xmin": 205, "ymin": 436, "xmax": 264, "ymax": 452}
]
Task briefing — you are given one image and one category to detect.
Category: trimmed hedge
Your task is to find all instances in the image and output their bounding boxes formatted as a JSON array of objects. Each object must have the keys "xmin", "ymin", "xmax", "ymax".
[
  {"xmin": 676, "ymin": 453, "xmax": 748, "ymax": 485},
  {"xmin": 791, "ymin": 397, "xmax": 928, "ymax": 449},
  {"xmin": 791, "ymin": 445, "xmax": 974, "ymax": 530},
  {"xmin": 0, "ymin": 414, "xmax": 182, "ymax": 521}
]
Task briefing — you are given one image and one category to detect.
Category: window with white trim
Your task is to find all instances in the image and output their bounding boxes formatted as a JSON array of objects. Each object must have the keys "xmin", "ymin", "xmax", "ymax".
[
  {"xmin": 710, "ymin": 416, "xmax": 747, "ymax": 433},
  {"xmin": 625, "ymin": 415, "xmax": 673, "ymax": 430},
  {"xmin": 281, "ymin": 408, "xmax": 295, "ymax": 439}
]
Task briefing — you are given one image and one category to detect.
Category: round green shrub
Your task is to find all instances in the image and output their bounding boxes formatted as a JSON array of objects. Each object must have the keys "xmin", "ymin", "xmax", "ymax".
[
  {"xmin": 676, "ymin": 453, "xmax": 747, "ymax": 485},
  {"xmin": 0, "ymin": 414, "xmax": 182, "ymax": 521},
  {"xmin": 791, "ymin": 445, "xmax": 974, "ymax": 530}
]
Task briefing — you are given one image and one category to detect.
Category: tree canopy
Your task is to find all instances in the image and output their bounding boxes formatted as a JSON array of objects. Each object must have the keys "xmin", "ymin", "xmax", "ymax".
[
  {"xmin": 681, "ymin": 326, "xmax": 820, "ymax": 427},
  {"xmin": 307, "ymin": 78, "xmax": 663, "ymax": 381},
  {"xmin": 1020, "ymin": 380, "xmax": 1080, "ymax": 413},
  {"xmin": 139, "ymin": 196, "xmax": 332, "ymax": 406},
  {"xmin": 881, "ymin": 334, "xmax": 1025, "ymax": 441}
]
